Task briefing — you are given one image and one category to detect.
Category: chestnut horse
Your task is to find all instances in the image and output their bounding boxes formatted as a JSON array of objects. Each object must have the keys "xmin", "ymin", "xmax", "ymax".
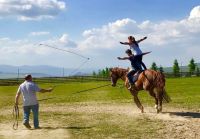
[{"xmin": 110, "ymin": 67, "xmax": 171, "ymax": 113}]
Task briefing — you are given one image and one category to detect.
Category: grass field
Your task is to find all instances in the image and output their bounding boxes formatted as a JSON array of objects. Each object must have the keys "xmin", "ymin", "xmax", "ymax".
[{"xmin": 0, "ymin": 77, "xmax": 200, "ymax": 139}]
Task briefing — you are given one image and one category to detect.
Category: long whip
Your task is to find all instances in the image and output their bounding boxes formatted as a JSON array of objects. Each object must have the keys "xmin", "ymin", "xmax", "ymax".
[{"xmin": 39, "ymin": 44, "xmax": 90, "ymax": 60}]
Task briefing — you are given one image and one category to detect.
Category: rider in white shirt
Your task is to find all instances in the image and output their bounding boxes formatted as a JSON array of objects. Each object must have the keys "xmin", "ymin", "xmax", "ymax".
[{"xmin": 120, "ymin": 36, "xmax": 147, "ymax": 70}]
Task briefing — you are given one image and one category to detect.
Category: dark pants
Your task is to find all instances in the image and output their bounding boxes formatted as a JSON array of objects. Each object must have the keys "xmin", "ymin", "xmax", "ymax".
[
  {"xmin": 127, "ymin": 69, "xmax": 142, "ymax": 85},
  {"xmin": 127, "ymin": 55, "xmax": 144, "ymax": 85},
  {"xmin": 127, "ymin": 70, "xmax": 136, "ymax": 84},
  {"xmin": 23, "ymin": 104, "xmax": 39, "ymax": 128},
  {"xmin": 135, "ymin": 55, "xmax": 147, "ymax": 70}
]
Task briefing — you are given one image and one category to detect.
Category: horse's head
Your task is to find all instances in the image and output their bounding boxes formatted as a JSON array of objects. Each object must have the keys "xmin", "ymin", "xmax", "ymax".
[{"xmin": 109, "ymin": 67, "xmax": 128, "ymax": 87}]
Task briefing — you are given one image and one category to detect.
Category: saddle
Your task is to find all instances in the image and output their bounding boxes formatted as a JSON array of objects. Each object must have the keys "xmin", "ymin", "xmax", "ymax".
[{"xmin": 132, "ymin": 70, "xmax": 143, "ymax": 83}]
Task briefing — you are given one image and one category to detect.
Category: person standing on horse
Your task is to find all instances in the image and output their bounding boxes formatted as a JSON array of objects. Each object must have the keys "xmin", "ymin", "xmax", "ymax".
[
  {"xmin": 120, "ymin": 36, "xmax": 147, "ymax": 70},
  {"xmin": 15, "ymin": 74, "xmax": 54, "ymax": 129},
  {"xmin": 118, "ymin": 49, "xmax": 143, "ymax": 90}
]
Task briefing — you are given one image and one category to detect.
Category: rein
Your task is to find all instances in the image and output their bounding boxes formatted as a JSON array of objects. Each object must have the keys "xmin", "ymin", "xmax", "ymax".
[{"xmin": 12, "ymin": 105, "xmax": 19, "ymax": 130}]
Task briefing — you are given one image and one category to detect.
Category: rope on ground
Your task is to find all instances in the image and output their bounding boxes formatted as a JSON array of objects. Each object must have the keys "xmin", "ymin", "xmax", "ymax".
[{"xmin": 12, "ymin": 105, "xmax": 19, "ymax": 130}]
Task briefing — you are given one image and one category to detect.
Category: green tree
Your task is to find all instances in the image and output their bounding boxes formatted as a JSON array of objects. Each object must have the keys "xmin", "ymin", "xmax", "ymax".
[
  {"xmin": 173, "ymin": 59, "xmax": 180, "ymax": 77},
  {"xmin": 105, "ymin": 67, "xmax": 109, "ymax": 77},
  {"xmin": 92, "ymin": 71, "xmax": 96, "ymax": 76},
  {"xmin": 97, "ymin": 67, "xmax": 111, "ymax": 77},
  {"xmin": 151, "ymin": 62, "xmax": 158, "ymax": 71},
  {"xmin": 196, "ymin": 67, "xmax": 200, "ymax": 76},
  {"xmin": 98, "ymin": 69, "xmax": 102, "ymax": 77},
  {"xmin": 188, "ymin": 58, "xmax": 196, "ymax": 75},
  {"xmin": 102, "ymin": 69, "xmax": 106, "ymax": 77},
  {"xmin": 159, "ymin": 66, "xmax": 164, "ymax": 73}
]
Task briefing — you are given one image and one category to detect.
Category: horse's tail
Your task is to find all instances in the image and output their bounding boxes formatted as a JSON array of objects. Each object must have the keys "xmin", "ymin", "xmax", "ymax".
[
  {"xmin": 155, "ymin": 71, "xmax": 165, "ymax": 89},
  {"xmin": 155, "ymin": 72, "xmax": 171, "ymax": 103},
  {"xmin": 162, "ymin": 88, "xmax": 171, "ymax": 103},
  {"xmin": 154, "ymin": 71, "xmax": 171, "ymax": 103}
]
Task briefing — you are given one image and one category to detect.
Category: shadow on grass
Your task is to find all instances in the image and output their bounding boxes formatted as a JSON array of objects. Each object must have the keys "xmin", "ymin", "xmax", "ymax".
[
  {"xmin": 165, "ymin": 112, "xmax": 200, "ymax": 118},
  {"xmin": 40, "ymin": 126, "xmax": 94, "ymax": 130}
]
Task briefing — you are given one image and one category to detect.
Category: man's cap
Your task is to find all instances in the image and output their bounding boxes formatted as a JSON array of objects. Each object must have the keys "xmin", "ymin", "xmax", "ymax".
[{"xmin": 24, "ymin": 74, "xmax": 32, "ymax": 80}]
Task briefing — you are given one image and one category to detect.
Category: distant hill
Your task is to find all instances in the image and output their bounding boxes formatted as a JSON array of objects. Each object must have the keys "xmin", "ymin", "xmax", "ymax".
[{"xmin": 0, "ymin": 65, "xmax": 93, "ymax": 79}]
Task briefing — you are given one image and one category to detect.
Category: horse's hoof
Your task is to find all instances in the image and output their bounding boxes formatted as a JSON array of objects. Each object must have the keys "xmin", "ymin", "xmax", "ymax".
[{"xmin": 156, "ymin": 108, "xmax": 162, "ymax": 113}]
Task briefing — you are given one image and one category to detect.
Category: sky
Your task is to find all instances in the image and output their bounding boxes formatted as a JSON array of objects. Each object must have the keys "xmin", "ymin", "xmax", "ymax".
[{"xmin": 0, "ymin": 0, "xmax": 200, "ymax": 70}]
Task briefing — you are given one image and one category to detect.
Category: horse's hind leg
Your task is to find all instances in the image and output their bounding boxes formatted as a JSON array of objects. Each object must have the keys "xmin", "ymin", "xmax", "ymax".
[
  {"xmin": 149, "ymin": 89, "xmax": 158, "ymax": 110},
  {"xmin": 130, "ymin": 91, "xmax": 144, "ymax": 113},
  {"xmin": 154, "ymin": 88, "xmax": 163, "ymax": 113}
]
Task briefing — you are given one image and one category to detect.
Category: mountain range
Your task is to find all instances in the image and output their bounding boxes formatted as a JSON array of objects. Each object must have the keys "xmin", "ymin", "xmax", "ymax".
[
  {"xmin": 0, "ymin": 63, "xmax": 199, "ymax": 79},
  {"xmin": 0, "ymin": 65, "xmax": 93, "ymax": 79}
]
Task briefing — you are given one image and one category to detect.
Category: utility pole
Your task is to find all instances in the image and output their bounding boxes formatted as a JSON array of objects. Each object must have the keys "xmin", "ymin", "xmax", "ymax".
[
  {"xmin": 62, "ymin": 67, "xmax": 65, "ymax": 77},
  {"xmin": 17, "ymin": 68, "xmax": 20, "ymax": 82},
  {"xmin": 180, "ymin": 62, "xmax": 182, "ymax": 77}
]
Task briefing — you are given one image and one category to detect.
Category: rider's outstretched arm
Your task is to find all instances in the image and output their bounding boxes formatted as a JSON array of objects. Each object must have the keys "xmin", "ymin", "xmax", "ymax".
[
  {"xmin": 119, "ymin": 42, "xmax": 130, "ymax": 45},
  {"xmin": 117, "ymin": 57, "xmax": 129, "ymax": 60},
  {"xmin": 137, "ymin": 36, "xmax": 147, "ymax": 43}
]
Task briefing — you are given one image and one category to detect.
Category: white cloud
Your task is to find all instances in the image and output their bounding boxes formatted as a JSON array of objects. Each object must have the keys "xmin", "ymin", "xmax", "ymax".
[
  {"xmin": 59, "ymin": 34, "xmax": 69, "ymax": 43},
  {"xmin": 0, "ymin": 35, "xmax": 80, "ymax": 67},
  {"xmin": 58, "ymin": 34, "xmax": 77, "ymax": 48},
  {"xmin": 0, "ymin": 0, "xmax": 66, "ymax": 21},
  {"xmin": 77, "ymin": 5, "xmax": 200, "ymax": 67},
  {"xmin": 0, "ymin": 6, "xmax": 200, "ymax": 69},
  {"xmin": 29, "ymin": 31, "xmax": 50, "ymax": 36},
  {"xmin": 189, "ymin": 6, "xmax": 200, "ymax": 19}
]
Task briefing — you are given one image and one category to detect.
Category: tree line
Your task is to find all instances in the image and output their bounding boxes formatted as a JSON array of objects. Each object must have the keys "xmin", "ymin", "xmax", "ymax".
[
  {"xmin": 93, "ymin": 58, "xmax": 199, "ymax": 78},
  {"xmin": 150, "ymin": 58, "xmax": 200, "ymax": 77},
  {"xmin": 92, "ymin": 67, "xmax": 110, "ymax": 78}
]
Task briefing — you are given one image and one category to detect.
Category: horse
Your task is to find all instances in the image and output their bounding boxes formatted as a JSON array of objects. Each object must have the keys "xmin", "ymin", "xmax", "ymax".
[{"xmin": 110, "ymin": 67, "xmax": 171, "ymax": 113}]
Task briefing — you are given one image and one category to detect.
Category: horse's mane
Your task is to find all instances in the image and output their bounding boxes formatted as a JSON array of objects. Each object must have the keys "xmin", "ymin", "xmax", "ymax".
[
  {"xmin": 111, "ymin": 67, "xmax": 128, "ymax": 75},
  {"xmin": 110, "ymin": 67, "xmax": 129, "ymax": 79}
]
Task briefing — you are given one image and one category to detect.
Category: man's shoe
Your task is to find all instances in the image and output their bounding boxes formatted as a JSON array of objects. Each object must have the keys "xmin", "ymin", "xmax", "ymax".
[{"xmin": 23, "ymin": 122, "xmax": 31, "ymax": 129}]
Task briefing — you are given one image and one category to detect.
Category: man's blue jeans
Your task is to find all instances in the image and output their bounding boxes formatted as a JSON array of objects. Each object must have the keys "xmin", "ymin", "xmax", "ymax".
[{"xmin": 23, "ymin": 104, "xmax": 39, "ymax": 128}]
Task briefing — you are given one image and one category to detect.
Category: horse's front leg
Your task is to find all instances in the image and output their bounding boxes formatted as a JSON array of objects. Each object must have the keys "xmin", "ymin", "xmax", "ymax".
[{"xmin": 130, "ymin": 91, "xmax": 144, "ymax": 113}]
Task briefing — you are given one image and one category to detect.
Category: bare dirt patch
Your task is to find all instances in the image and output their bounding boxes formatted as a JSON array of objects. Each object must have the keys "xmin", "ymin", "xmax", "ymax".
[
  {"xmin": 0, "ymin": 122, "xmax": 70, "ymax": 139},
  {"xmin": 1, "ymin": 103, "xmax": 200, "ymax": 139}
]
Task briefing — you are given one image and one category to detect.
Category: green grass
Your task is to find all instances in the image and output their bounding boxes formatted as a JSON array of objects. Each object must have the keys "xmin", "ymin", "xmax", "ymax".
[
  {"xmin": 1, "ymin": 77, "xmax": 200, "ymax": 111},
  {"xmin": 165, "ymin": 77, "xmax": 200, "ymax": 110},
  {"xmin": 0, "ymin": 77, "xmax": 200, "ymax": 138}
]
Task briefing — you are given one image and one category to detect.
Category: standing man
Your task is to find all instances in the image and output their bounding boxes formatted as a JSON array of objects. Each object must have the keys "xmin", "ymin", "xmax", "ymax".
[{"xmin": 15, "ymin": 74, "xmax": 54, "ymax": 129}]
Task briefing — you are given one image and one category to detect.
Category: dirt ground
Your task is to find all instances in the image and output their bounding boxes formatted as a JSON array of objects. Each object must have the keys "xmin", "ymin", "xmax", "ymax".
[{"xmin": 0, "ymin": 104, "xmax": 200, "ymax": 139}]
